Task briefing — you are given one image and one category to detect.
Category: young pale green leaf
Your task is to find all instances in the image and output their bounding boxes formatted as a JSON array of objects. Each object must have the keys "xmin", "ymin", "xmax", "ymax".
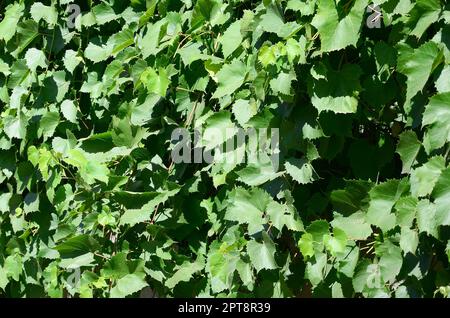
[
  {"xmin": 140, "ymin": 67, "xmax": 170, "ymax": 97},
  {"xmin": 323, "ymin": 228, "xmax": 347, "ymax": 256},
  {"xmin": 0, "ymin": 3, "xmax": 24, "ymax": 42},
  {"xmin": 0, "ymin": 267, "xmax": 8, "ymax": 291},
  {"xmin": 298, "ymin": 233, "xmax": 314, "ymax": 259}
]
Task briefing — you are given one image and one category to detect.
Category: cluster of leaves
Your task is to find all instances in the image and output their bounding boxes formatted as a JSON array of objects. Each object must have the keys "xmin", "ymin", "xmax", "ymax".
[{"xmin": 0, "ymin": 0, "xmax": 450, "ymax": 298}]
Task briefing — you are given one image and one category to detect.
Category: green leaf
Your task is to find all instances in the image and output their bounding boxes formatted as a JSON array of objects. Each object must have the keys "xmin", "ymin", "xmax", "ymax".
[
  {"xmin": 298, "ymin": 233, "xmax": 314, "ymax": 259},
  {"xmin": 366, "ymin": 179, "xmax": 409, "ymax": 232},
  {"xmin": 59, "ymin": 253, "xmax": 95, "ymax": 269},
  {"xmin": 140, "ymin": 67, "xmax": 170, "ymax": 97},
  {"xmin": 406, "ymin": 0, "xmax": 441, "ymax": 38},
  {"xmin": 119, "ymin": 189, "xmax": 180, "ymax": 226},
  {"xmin": 0, "ymin": 59, "xmax": 10, "ymax": 76},
  {"xmin": 84, "ymin": 43, "xmax": 112, "ymax": 63},
  {"xmin": 305, "ymin": 252, "xmax": 327, "ymax": 286},
  {"xmin": 79, "ymin": 160, "xmax": 110, "ymax": 184},
  {"xmin": 30, "ymin": 2, "xmax": 58, "ymax": 26},
  {"xmin": 232, "ymin": 99, "xmax": 257, "ymax": 127},
  {"xmin": 396, "ymin": 131, "xmax": 421, "ymax": 174},
  {"xmin": 266, "ymin": 200, "xmax": 304, "ymax": 232},
  {"xmin": 38, "ymin": 112, "xmax": 60, "ymax": 140},
  {"xmin": 55, "ymin": 235, "xmax": 100, "ymax": 258},
  {"xmin": 399, "ymin": 227, "xmax": 419, "ymax": 255},
  {"xmin": 410, "ymin": 156, "xmax": 445, "ymax": 198},
  {"xmin": 0, "ymin": 3, "xmax": 24, "ymax": 42},
  {"xmin": 10, "ymin": 20, "xmax": 39, "ymax": 58},
  {"xmin": 111, "ymin": 117, "xmax": 147, "ymax": 148},
  {"xmin": 0, "ymin": 192, "xmax": 12, "ymax": 213},
  {"xmin": 0, "ymin": 267, "xmax": 8, "ymax": 291},
  {"xmin": 446, "ymin": 241, "xmax": 450, "ymax": 263},
  {"xmin": 140, "ymin": 19, "xmax": 165, "ymax": 58},
  {"xmin": 324, "ymin": 228, "xmax": 347, "ymax": 256},
  {"xmin": 285, "ymin": 158, "xmax": 318, "ymax": 184},
  {"xmin": 207, "ymin": 241, "xmax": 239, "ymax": 293},
  {"xmin": 331, "ymin": 212, "xmax": 372, "ymax": 241},
  {"xmin": 260, "ymin": 4, "xmax": 300, "ymax": 38},
  {"xmin": 431, "ymin": 167, "xmax": 450, "ymax": 227},
  {"xmin": 3, "ymin": 113, "xmax": 28, "ymax": 140},
  {"xmin": 311, "ymin": 0, "xmax": 369, "ymax": 52},
  {"xmin": 4, "ymin": 254, "xmax": 22, "ymax": 281},
  {"xmin": 270, "ymin": 71, "xmax": 295, "ymax": 96},
  {"xmin": 212, "ymin": 60, "xmax": 247, "ymax": 99},
  {"xmin": 63, "ymin": 50, "xmax": 82, "ymax": 74},
  {"xmin": 60, "ymin": 100, "xmax": 78, "ymax": 124},
  {"xmin": 394, "ymin": 196, "xmax": 418, "ymax": 228},
  {"xmin": 397, "ymin": 41, "xmax": 443, "ymax": 103},
  {"xmin": 219, "ymin": 21, "xmax": 242, "ymax": 58},
  {"xmin": 435, "ymin": 65, "xmax": 450, "ymax": 93},
  {"xmin": 308, "ymin": 63, "xmax": 362, "ymax": 114},
  {"xmin": 225, "ymin": 187, "xmax": 271, "ymax": 234},
  {"xmin": 202, "ymin": 111, "xmax": 237, "ymax": 151},
  {"xmin": 307, "ymin": 220, "xmax": 330, "ymax": 247},
  {"xmin": 422, "ymin": 92, "xmax": 450, "ymax": 153},
  {"xmin": 417, "ymin": 199, "xmax": 438, "ymax": 237},
  {"xmin": 110, "ymin": 274, "xmax": 147, "ymax": 298},
  {"xmin": 191, "ymin": 0, "xmax": 223, "ymax": 29},
  {"xmin": 165, "ymin": 258, "xmax": 205, "ymax": 289},
  {"xmin": 247, "ymin": 233, "xmax": 278, "ymax": 272},
  {"xmin": 93, "ymin": 3, "xmax": 117, "ymax": 25},
  {"xmin": 108, "ymin": 28, "xmax": 135, "ymax": 56},
  {"xmin": 236, "ymin": 159, "xmax": 283, "ymax": 187},
  {"xmin": 101, "ymin": 253, "xmax": 130, "ymax": 279},
  {"xmin": 375, "ymin": 240, "xmax": 403, "ymax": 283},
  {"xmin": 24, "ymin": 48, "xmax": 47, "ymax": 72}
]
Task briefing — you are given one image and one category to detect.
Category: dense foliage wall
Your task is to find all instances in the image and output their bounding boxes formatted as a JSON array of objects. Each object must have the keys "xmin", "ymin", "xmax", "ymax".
[{"xmin": 0, "ymin": 0, "xmax": 450, "ymax": 298}]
